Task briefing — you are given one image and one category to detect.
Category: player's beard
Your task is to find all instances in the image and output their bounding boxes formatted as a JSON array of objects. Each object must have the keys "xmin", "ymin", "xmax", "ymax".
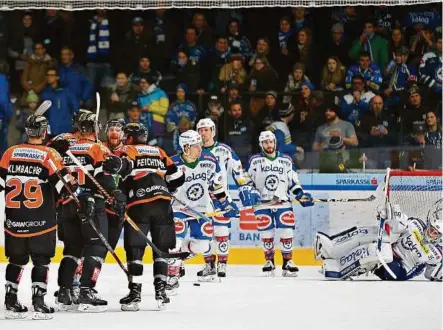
[
  {"xmin": 263, "ymin": 145, "xmax": 275, "ymax": 155},
  {"xmin": 108, "ymin": 133, "xmax": 122, "ymax": 148}
]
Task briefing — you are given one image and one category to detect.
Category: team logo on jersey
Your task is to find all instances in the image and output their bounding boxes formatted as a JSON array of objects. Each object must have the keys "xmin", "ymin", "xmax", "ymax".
[
  {"xmin": 218, "ymin": 241, "xmax": 228, "ymax": 253},
  {"xmin": 280, "ymin": 238, "xmax": 292, "ymax": 250},
  {"xmin": 256, "ymin": 214, "xmax": 272, "ymax": 230},
  {"xmin": 202, "ymin": 222, "xmax": 214, "ymax": 237},
  {"xmin": 280, "ymin": 211, "xmax": 295, "ymax": 226},
  {"xmin": 186, "ymin": 183, "xmax": 204, "ymax": 201},
  {"xmin": 264, "ymin": 175, "xmax": 279, "ymax": 191},
  {"xmin": 174, "ymin": 220, "xmax": 186, "ymax": 235},
  {"xmin": 12, "ymin": 148, "xmax": 47, "ymax": 162},
  {"xmin": 136, "ymin": 189, "xmax": 146, "ymax": 198},
  {"xmin": 437, "ymin": 67, "xmax": 442, "ymax": 81}
]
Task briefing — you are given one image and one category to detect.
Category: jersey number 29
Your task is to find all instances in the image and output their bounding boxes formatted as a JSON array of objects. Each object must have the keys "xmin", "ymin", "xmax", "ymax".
[{"xmin": 5, "ymin": 178, "xmax": 44, "ymax": 209}]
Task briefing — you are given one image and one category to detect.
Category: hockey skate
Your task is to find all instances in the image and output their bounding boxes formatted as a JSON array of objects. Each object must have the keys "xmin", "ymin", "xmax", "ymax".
[
  {"xmin": 262, "ymin": 260, "xmax": 276, "ymax": 277},
  {"xmin": 32, "ymin": 286, "xmax": 55, "ymax": 320},
  {"xmin": 4, "ymin": 286, "xmax": 28, "ymax": 320},
  {"xmin": 165, "ymin": 276, "xmax": 180, "ymax": 296},
  {"xmin": 217, "ymin": 262, "xmax": 227, "ymax": 278},
  {"xmin": 120, "ymin": 283, "xmax": 141, "ymax": 312},
  {"xmin": 78, "ymin": 288, "xmax": 107, "ymax": 313},
  {"xmin": 56, "ymin": 287, "xmax": 73, "ymax": 311},
  {"xmin": 154, "ymin": 279, "xmax": 170, "ymax": 310},
  {"xmin": 197, "ymin": 262, "xmax": 217, "ymax": 282},
  {"xmin": 282, "ymin": 260, "xmax": 299, "ymax": 277}
]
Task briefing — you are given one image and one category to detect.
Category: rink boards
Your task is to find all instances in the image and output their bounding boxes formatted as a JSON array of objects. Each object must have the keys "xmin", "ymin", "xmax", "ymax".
[{"xmin": 2, "ymin": 173, "xmax": 439, "ymax": 265}]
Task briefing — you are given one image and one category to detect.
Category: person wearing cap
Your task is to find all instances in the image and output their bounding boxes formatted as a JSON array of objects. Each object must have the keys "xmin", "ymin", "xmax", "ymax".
[
  {"xmin": 119, "ymin": 16, "xmax": 153, "ymax": 74},
  {"xmin": 345, "ymin": 51, "xmax": 383, "ymax": 92},
  {"xmin": 399, "ymin": 85, "xmax": 430, "ymax": 142},
  {"xmin": 16, "ymin": 92, "xmax": 39, "ymax": 143},
  {"xmin": 341, "ymin": 74, "xmax": 375, "ymax": 127},
  {"xmin": 166, "ymin": 84, "xmax": 197, "ymax": 135},
  {"xmin": 383, "ymin": 46, "xmax": 417, "ymax": 106},
  {"xmin": 136, "ymin": 74, "xmax": 169, "ymax": 146},
  {"xmin": 324, "ymin": 22, "xmax": 352, "ymax": 67},
  {"xmin": 126, "ymin": 101, "xmax": 142, "ymax": 124},
  {"xmin": 419, "ymin": 31, "xmax": 442, "ymax": 95},
  {"xmin": 204, "ymin": 94, "xmax": 224, "ymax": 127}
]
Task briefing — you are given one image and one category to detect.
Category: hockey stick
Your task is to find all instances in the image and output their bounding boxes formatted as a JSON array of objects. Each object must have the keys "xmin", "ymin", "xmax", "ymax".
[
  {"xmin": 376, "ymin": 168, "xmax": 397, "ymax": 279},
  {"xmin": 47, "ymin": 158, "xmax": 129, "ymax": 276},
  {"xmin": 35, "ymin": 100, "xmax": 52, "ymax": 116},
  {"xmin": 65, "ymin": 150, "xmax": 190, "ymax": 259},
  {"xmin": 95, "ymin": 92, "xmax": 100, "ymax": 142},
  {"xmin": 172, "ymin": 196, "xmax": 214, "ymax": 223}
]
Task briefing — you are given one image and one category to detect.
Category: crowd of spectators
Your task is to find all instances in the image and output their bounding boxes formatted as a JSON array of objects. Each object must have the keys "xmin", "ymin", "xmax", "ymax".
[{"xmin": 0, "ymin": 5, "xmax": 441, "ymax": 172}]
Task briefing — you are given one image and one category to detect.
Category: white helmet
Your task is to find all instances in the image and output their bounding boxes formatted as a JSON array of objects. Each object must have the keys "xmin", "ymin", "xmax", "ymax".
[
  {"xmin": 179, "ymin": 130, "xmax": 202, "ymax": 151},
  {"xmin": 258, "ymin": 130, "xmax": 276, "ymax": 153},
  {"xmin": 196, "ymin": 118, "xmax": 216, "ymax": 138},
  {"xmin": 426, "ymin": 199, "xmax": 442, "ymax": 243}
]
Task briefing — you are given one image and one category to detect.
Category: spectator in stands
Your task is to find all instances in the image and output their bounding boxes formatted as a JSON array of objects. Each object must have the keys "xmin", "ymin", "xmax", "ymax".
[
  {"xmin": 291, "ymin": 82, "xmax": 316, "ymax": 150},
  {"xmin": 149, "ymin": 9, "xmax": 178, "ymax": 73},
  {"xmin": 340, "ymin": 74, "xmax": 375, "ymax": 126},
  {"xmin": 172, "ymin": 116, "xmax": 193, "ymax": 153},
  {"xmin": 374, "ymin": 6, "xmax": 400, "ymax": 40},
  {"xmin": 252, "ymin": 90, "xmax": 280, "ymax": 151},
  {"xmin": 283, "ymin": 63, "xmax": 312, "ymax": 103},
  {"xmin": 220, "ymin": 101, "xmax": 252, "ymax": 164},
  {"xmin": 345, "ymin": 51, "xmax": 383, "ymax": 92},
  {"xmin": 166, "ymin": 84, "xmax": 197, "ymax": 135},
  {"xmin": 273, "ymin": 16, "xmax": 295, "ymax": 83},
  {"xmin": 0, "ymin": 64, "xmax": 13, "ymax": 155},
  {"xmin": 0, "ymin": 13, "xmax": 7, "ymax": 60},
  {"xmin": 216, "ymin": 10, "xmax": 243, "ymax": 36},
  {"xmin": 320, "ymin": 56, "xmax": 346, "ymax": 91},
  {"xmin": 137, "ymin": 75, "xmax": 169, "ymax": 146},
  {"xmin": 205, "ymin": 35, "xmax": 231, "ymax": 91},
  {"xmin": 225, "ymin": 81, "xmax": 242, "ymax": 103},
  {"xmin": 59, "ymin": 46, "xmax": 93, "ymax": 107},
  {"xmin": 16, "ymin": 91, "xmax": 39, "ymax": 143},
  {"xmin": 331, "ymin": 6, "xmax": 362, "ymax": 42},
  {"xmin": 349, "ymin": 20, "xmax": 389, "ymax": 71},
  {"xmin": 172, "ymin": 49, "xmax": 201, "ymax": 93},
  {"xmin": 40, "ymin": 67, "xmax": 78, "ymax": 136},
  {"xmin": 227, "ymin": 18, "xmax": 252, "ymax": 60},
  {"xmin": 177, "ymin": 26, "xmax": 207, "ymax": 65},
  {"xmin": 105, "ymin": 72, "xmax": 139, "ymax": 119},
  {"xmin": 291, "ymin": 7, "xmax": 311, "ymax": 32},
  {"xmin": 419, "ymin": 31, "xmax": 442, "ymax": 97},
  {"xmin": 324, "ymin": 23, "xmax": 352, "ymax": 67},
  {"xmin": 398, "ymin": 85, "xmax": 429, "ymax": 141},
  {"xmin": 387, "ymin": 28, "xmax": 406, "ymax": 61},
  {"xmin": 120, "ymin": 17, "xmax": 153, "ymax": 74},
  {"xmin": 422, "ymin": 110, "xmax": 442, "ymax": 169},
  {"xmin": 204, "ymin": 95, "xmax": 225, "ymax": 131},
  {"xmin": 192, "ymin": 12, "xmax": 214, "ymax": 50},
  {"xmin": 86, "ymin": 10, "xmax": 113, "ymax": 92},
  {"xmin": 130, "ymin": 55, "xmax": 162, "ymax": 86},
  {"xmin": 20, "ymin": 41, "xmax": 53, "ymax": 106},
  {"xmin": 218, "ymin": 54, "xmax": 247, "ymax": 92},
  {"xmin": 41, "ymin": 10, "xmax": 65, "ymax": 60},
  {"xmin": 248, "ymin": 56, "xmax": 278, "ymax": 93},
  {"xmin": 409, "ymin": 27, "xmax": 435, "ymax": 67},
  {"xmin": 7, "ymin": 12, "xmax": 37, "ymax": 93},
  {"xmin": 383, "ymin": 46, "xmax": 417, "ymax": 106},
  {"xmin": 291, "ymin": 28, "xmax": 315, "ymax": 77},
  {"xmin": 126, "ymin": 101, "xmax": 142, "ymax": 124},
  {"xmin": 248, "ymin": 38, "xmax": 271, "ymax": 69}
]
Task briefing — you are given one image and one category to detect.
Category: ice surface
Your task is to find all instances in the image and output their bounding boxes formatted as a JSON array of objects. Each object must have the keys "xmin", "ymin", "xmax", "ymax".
[{"xmin": 0, "ymin": 264, "xmax": 441, "ymax": 330}]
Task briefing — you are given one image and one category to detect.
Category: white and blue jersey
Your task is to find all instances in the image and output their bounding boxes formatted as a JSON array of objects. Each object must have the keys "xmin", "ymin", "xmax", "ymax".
[{"xmin": 419, "ymin": 51, "xmax": 442, "ymax": 94}]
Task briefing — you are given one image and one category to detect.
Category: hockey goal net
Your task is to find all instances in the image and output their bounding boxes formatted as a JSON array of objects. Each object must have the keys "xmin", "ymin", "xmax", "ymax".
[{"xmin": 387, "ymin": 170, "xmax": 442, "ymax": 222}]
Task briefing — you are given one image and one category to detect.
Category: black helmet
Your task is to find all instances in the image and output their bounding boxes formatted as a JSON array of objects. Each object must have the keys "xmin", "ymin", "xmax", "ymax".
[
  {"xmin": 25, "ymin": 114, "xmax": 49, "ymax": 138},
  {"xmin": 73, "ymin": 109, "xmax": 93, "ymax": 132},
  {"xmin": 78, "ymin": 112, "xmax": 99, "ymax": 134},
  {"xmin": 105, "ymin": 118, "xmax": 126, "ymax": 133},
  {"xmin": 123, "ymin": 122, "xmax": 148, "ymax": 144}
]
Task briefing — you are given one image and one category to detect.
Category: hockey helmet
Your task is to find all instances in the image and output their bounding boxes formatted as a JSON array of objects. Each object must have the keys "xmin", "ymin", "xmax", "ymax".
[
  {"xmin": 106, "ymin": 118, "xmax": 125, "ymax": 134},
  {"xmin": 25, "ymin": 114, "xmax": 49, "ymax": 138},
  {"xmin": 179, "ymin": 130, "xmax": 202, "ymax": 151},
  {"xmin": 72, "ymin": 109, "xmax": 93, "ymax": 132},
  {"xmin": 426, "ymin": 199, "xmax": 442, "ymax": 243},
  {"xmin": 196, "ymin": 118, "xmax": 216, "ymax": 138},
  {"xmin": 258, "ymin": 130, "xmax": 276, "ymax": 153},
  {"xmin": 77, "ymin": 112, "xmax": 100, "ymax": 135},
  {"xmin": 123, "ymin": 122, "xmax": 148, "ymax": 144}
]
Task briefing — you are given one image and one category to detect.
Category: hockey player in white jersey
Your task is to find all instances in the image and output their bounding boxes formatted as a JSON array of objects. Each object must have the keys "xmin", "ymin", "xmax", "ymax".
[
  {"xmin": 196, "ymin": 118, "xmax": 260, "ymax": 277},
  {"xmin": 314, "ymin": 200, "xmax": 442, "ymax": 281},
  {"xmin": 247, "ymin": 131, "xmax": 314, "ymax": 276},
  {"xmin": 168, "ymin": 130, "xmax": 239, "ymax": 286}
]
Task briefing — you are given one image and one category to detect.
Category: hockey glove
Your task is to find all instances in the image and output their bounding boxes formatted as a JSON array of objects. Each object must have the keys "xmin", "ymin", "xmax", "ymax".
[
  {"xmin": 103, "ymin": 155, "xmax": 123, "ymax": 174},
  {"xmin": 48, "ymin": 138, "xmax": 70, "ymax": 157},
  {"xmin": 294, "ymin": 189, "xmax": 314, "ymax": 207},
  {"xmin": 111, "ymin": 190, "xmax": 127, "ymax": 221},
  {"xmin": 219, "ymin": 198, "xmax": 240, "ymax": 218},
  {"xmin": 77, "ymin": 192, "xmax": 95, "ymax": 221},
  {"xmin": 238, "ymin": 185, "xmax": 261, "ymax": 207}
]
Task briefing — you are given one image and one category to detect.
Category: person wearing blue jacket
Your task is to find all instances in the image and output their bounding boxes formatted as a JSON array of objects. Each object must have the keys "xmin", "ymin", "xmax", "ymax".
[
  {"xmin": 40, "ymin": 67, "xmax": 79, "ymax": 136},
  {"xmin": 59, "ymin": 47, "xmax": 93, "ymax": 106},
  {"xmin": 345, "ymin": 51, "xmax": 383, "ymax": 92},
  {"xmin": 0, "ymin": 71, "xmax": 13, "ymax": 156},
  {"xmin": 341, "ymin": 75, "xmax": 375, "ymax": 126},
  {"xmin": 166, "ymin": 84, "xmax": 197, "ymax": 133}
]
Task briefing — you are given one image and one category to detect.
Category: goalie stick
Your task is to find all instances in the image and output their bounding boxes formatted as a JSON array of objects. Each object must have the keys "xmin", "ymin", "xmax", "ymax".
[
  {"xmin": 65, "ymin": 150, "xmax": 190, "ymax": 260},
  {"xmin": 47, "ymin": 158, "xmax": 129, "ymax": 277}
]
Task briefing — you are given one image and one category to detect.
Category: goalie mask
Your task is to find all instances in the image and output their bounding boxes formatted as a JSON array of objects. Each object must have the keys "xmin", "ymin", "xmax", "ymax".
[
  {"xmin": 123, "ymin": 122, "xmax": 148, "ymax": 145},
  {"xmin": 25, "ymin": 114, "xmax": 49, "ymax": 139},
  {"xmin": 196, "ymin": 118, "xmax": 216, "ymax": 140},
  {"xmin": 259, "ymin": 130, "xmax": 276, "ymax": 155},
  {"xmin": 426, "ymin": 199, "xmax": 442, "ymax": 243}
]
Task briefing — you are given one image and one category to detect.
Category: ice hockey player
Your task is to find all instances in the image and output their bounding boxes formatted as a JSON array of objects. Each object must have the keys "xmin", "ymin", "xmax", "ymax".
[
  {"xmin": 117, "ymin": 122, "xmax": 184, "ymax": 310},
  {"xmin": 53, "ymin": 112, "xmax": 124, "ymax": 312},
  {"xmin": 314, "ymin": 200, "xmax": 442, "ymax": 281},
  {"xmin": 167, "ymin": 130, "xmax": 239, "ymax": 288},
  {"xmin": 0, "ymin": 114, "xmax": 76, "ymax": 319},
  {"xmin": 247, "ymin": 131, "xmax": 314, "ymax": 276},
  {"xmin": 196, "ymin": 118, "xmax": 260, "ymax": 278}
]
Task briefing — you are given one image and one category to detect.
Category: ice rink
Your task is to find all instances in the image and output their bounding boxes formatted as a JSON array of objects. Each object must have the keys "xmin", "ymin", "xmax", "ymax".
[{"xmin": 0, "ymin": 264, "xmax": 441, "ymax": 330}]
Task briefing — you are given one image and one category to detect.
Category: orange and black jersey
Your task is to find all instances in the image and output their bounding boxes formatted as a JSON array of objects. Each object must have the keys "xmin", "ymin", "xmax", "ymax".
[
  {"xmin": 121, "ymin": 144, "xmax": 184, "ymax": 209},
  {"xmin": 63, "ymin": 138, "xmax": 116, "ymax": 197},
  {"xmin": 0, "ymin": 144, "xmax": 72, "ymax": 237},
  {"xmin": 103, "ymin": 142, "xmax": 125, "ymax": 157}
]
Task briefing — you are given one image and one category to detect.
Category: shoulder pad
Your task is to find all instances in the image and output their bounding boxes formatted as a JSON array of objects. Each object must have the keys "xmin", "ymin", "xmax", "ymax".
[{"xmin": 201, "ymin": 151, "xmax": 217, "ymax": 162}]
